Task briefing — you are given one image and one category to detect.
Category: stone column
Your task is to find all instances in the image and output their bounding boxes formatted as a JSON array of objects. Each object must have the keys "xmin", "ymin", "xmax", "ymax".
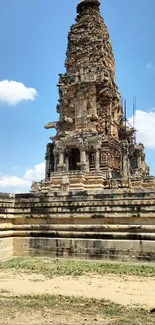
[
  {"xmin": 135, "ymin": 154, "xmax": 142, "ymax": 176},
  {"xmin": 59, "ymin": 151, "xmax": 64, "ymax": 165},
  {"xmin": 81, "ymin": 148, "xmax": 86, "ymax": 164},
  {"xmin": 57, "ymin": 150, "xmax": 65, "ymax": 172},
  {"xmin": 65, "ymin": 155, "xmax": 69, "ymax": 172},
  {"xmin": 79, "ymin": 147, "xmax": 87, "ymax": 172},
  {"xmin": 85, "ymin": 151, "xmax": 89, "ymax": 172},
  {"xmin": 122, "ymin": 143, "xmax": 129, "ymax": 178},
  {"xmin": 137, "ymin": 154, "xmax": 142, "ymax": 169},
  {"xmin": 54, "ymin": 154, "xmax": 57, "ymax": 172},
  {"xmin": 45, "ymin": 159, "xmax": 50, "ymax": 179},
  {"xmin": 95, "ymin": 149, "xmax": 100, "ymax": 171},
  {"xmin": 123, "ymin": 154, "xmax": 128, "ymax": 178},
  {"xmin": 45, "ymin": 145, "xmax": 50, "ymax": 178}
]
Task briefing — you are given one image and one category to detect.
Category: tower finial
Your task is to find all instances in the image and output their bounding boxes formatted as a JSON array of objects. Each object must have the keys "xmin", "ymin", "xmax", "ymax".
[{"xmin": 77, "ymin": 0, "xmax": 100, "ymax": 14}]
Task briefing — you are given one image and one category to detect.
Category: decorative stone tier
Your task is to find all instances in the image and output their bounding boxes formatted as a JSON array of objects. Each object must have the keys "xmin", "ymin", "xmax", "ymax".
[
  {"xmin": 1, "ymin": 189, "xmax": 155, "ymax": 261},
  {"xmin": 31, "ymin": 171, "xmax": 155, "ymax": 193}
]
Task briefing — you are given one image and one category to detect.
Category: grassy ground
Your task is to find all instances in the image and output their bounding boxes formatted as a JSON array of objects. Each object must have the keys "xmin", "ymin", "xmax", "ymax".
[
  {"xmin": 0, "ymin": 256, "xmax": 155, "ymax": 278},
  {"xmin": 1, "ymin": 257, "xmax": 155, "ymax": 324},
  {"xmin": 0, "ymin": 293, "xmax": 155, "ymax": 325}
]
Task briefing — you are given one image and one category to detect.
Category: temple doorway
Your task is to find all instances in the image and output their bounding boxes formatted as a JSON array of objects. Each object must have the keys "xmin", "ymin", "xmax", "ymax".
[{"xmin": 69, "ymin": 148, "xmax": 80, "ymax": 171}]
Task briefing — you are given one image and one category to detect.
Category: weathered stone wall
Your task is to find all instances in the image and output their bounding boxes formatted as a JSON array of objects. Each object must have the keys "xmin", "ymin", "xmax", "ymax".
[
  {"xmin": 1, "ymin": 189, "xmax": 155, "ymax": 261},
  {"xmin": 0, "ymin": 194, "xmax": 14, "ymax": 260},
  {"xmin": 0, "ymin": 238, "xmax": 13, "ymax": 260}
]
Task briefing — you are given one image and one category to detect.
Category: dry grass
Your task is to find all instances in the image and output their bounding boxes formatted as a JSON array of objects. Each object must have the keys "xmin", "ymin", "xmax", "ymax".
[
  {"xmin": 0, "ymin": 293, "xmax": 155, "ymax": 325},
  {"xmin": 0, "ymin": 256, "xmax": 155, "ymax": 278},
  {"xmin": 0, "ymin": 257, "xmax": 155, "ymax": 324}
]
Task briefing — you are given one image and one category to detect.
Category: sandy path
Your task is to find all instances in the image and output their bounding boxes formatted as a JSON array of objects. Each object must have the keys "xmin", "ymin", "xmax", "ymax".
[{"xmin": 0, "ymin": 271, "xmax": 155, "ymax": 309}]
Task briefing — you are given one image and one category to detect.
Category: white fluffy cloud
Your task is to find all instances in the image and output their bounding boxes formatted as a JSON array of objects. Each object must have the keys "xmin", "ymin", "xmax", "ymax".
[
  {"xmin": 0, "ymin": 80, "xmax": 37, "ymax": 105},
  {"xmin": 0, "ymin": 176, "xmax": 31, "ymax": 189},
  {"xmin": 24, "ymin": 162, "xmax": 45, "ymax": 181},
  {"xmin": 0, "ymin": 162, "xmax": 45, "ymax": 193},
  {"xmin": 129, "ymin": 110, "xmax": 155, "ymax": 149},
  {"xmin": 146, "ymin": 61, "xmax": 152, "ymax": 69}
]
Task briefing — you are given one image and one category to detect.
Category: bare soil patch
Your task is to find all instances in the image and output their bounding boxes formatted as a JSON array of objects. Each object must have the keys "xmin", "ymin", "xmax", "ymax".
[
  {"xmin": 0, "ymin": 270, "xmax": 155, "ymax": 308},
  {"xmin": 0, "ymin": 258, "xmax": 155, "ymax": 324}
]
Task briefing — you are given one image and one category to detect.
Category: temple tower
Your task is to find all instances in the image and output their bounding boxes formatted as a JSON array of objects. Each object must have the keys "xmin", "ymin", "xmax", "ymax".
[{"xmin": 32, "ymin": 0, "xmax": 151, "ymax": 192}]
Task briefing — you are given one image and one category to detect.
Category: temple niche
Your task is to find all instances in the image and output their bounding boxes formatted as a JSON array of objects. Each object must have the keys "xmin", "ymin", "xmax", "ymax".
[{"xmin": 31, "ymin": 0, "xmax": 154, "ymax": 193}]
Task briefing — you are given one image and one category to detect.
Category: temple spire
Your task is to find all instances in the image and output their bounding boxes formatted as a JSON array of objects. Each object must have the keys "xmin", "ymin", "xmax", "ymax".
[
  {"xmin": 77, "ymin": 0, "xmax": 100, "ymax": 13},
  {"xmin": 31, "ymin": 0, "xmax": 151, "ymax": 194}
]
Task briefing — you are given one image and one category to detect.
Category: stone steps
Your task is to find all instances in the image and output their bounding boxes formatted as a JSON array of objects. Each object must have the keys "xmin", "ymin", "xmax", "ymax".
[
  {"xmin": 1, "ymin": 189, "xmax": 155, "ymax": 261},
  {"xmin": 1, "ymin": 224, "xmax": 155, "ymax": 231}
]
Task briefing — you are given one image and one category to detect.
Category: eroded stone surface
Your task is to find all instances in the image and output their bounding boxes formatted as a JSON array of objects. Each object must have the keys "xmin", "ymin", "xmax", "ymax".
[
  {"xmin": 1, "ymin": 189, "xmax": 155, "ymax": 261},
  {"xmin": 31, "ymin": 0, "xmax": 152, "ymax": 193}
]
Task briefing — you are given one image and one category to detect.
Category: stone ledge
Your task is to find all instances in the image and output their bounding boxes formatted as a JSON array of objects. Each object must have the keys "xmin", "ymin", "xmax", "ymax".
[{"xmin": 13, "ymin": 237, "xmax": 155, "ymax": 262}]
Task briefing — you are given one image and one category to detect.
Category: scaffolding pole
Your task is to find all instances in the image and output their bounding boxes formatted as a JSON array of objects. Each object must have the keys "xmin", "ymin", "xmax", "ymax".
[
  {"xmin": 133, "ymin": 96, "xmax": 137, "ymax": 144},
  {"xmin": 124, "ymin": 99, "xmax": 130, "ymax": 186}
]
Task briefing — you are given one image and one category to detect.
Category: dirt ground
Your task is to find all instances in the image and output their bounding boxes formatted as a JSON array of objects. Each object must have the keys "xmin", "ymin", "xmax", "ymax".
[
  {"xmin": 0, "ymin": 270, "xmax": 155, "ymax": 308},
  {"xmin": 0, "ymin": 269, "xmax": 155, "ymax": 324},
  {"xmin": 1, "ymin": 309, "xmax": 111, "ymax": 325}
]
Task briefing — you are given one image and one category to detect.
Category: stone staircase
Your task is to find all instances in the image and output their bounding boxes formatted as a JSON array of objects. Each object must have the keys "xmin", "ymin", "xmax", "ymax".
[{"xmin": 0, "ymin": 188, "xmax": 155, "ymax": 261}]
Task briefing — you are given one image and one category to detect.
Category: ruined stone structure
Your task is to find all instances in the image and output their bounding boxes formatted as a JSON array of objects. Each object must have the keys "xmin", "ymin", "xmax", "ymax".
[
  {"xmin": 1, "ymin": 189, "xmax": 155, "ymax": 262},
  {"xmin": 0, "ymin": 0, "xmax": 155, "ymax": 263},
  {"xmin": 31, "ymin": 0, "xmax": 153, "ymax": 193}
]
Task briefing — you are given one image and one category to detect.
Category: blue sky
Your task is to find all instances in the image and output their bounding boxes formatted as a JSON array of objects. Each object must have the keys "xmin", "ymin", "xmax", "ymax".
[{"xmin": 0, "ymin": 0, "xmax": 155, "ymax": 192}]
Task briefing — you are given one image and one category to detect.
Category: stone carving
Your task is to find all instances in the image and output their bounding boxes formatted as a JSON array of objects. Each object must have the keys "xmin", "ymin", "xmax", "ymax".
[
  {"xmin": 63, "ymin": 116, "xmax": 74, "ymax": 124},
  {"xmin": 31, "ymin": 0, "xmax": 153, "ymax": 193},
  {"xmin": 44, "ymin": 122, "xmax": 58, "ymax": 129}
]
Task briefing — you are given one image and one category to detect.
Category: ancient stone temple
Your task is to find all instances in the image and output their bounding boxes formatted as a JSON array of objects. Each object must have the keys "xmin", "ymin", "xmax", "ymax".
[
  {"xmin": 31, "ymin": 0, "xmax": 153, "ymax": 193},
  {"xmin": 1, "ymin": 0, "xmax": 155, "ymax": 263}
]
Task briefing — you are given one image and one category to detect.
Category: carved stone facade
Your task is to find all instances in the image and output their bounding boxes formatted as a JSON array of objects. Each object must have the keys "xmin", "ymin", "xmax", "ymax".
[{"xmin": 31, "ymin": 0, "xmax": 154, "ymax": 193}]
